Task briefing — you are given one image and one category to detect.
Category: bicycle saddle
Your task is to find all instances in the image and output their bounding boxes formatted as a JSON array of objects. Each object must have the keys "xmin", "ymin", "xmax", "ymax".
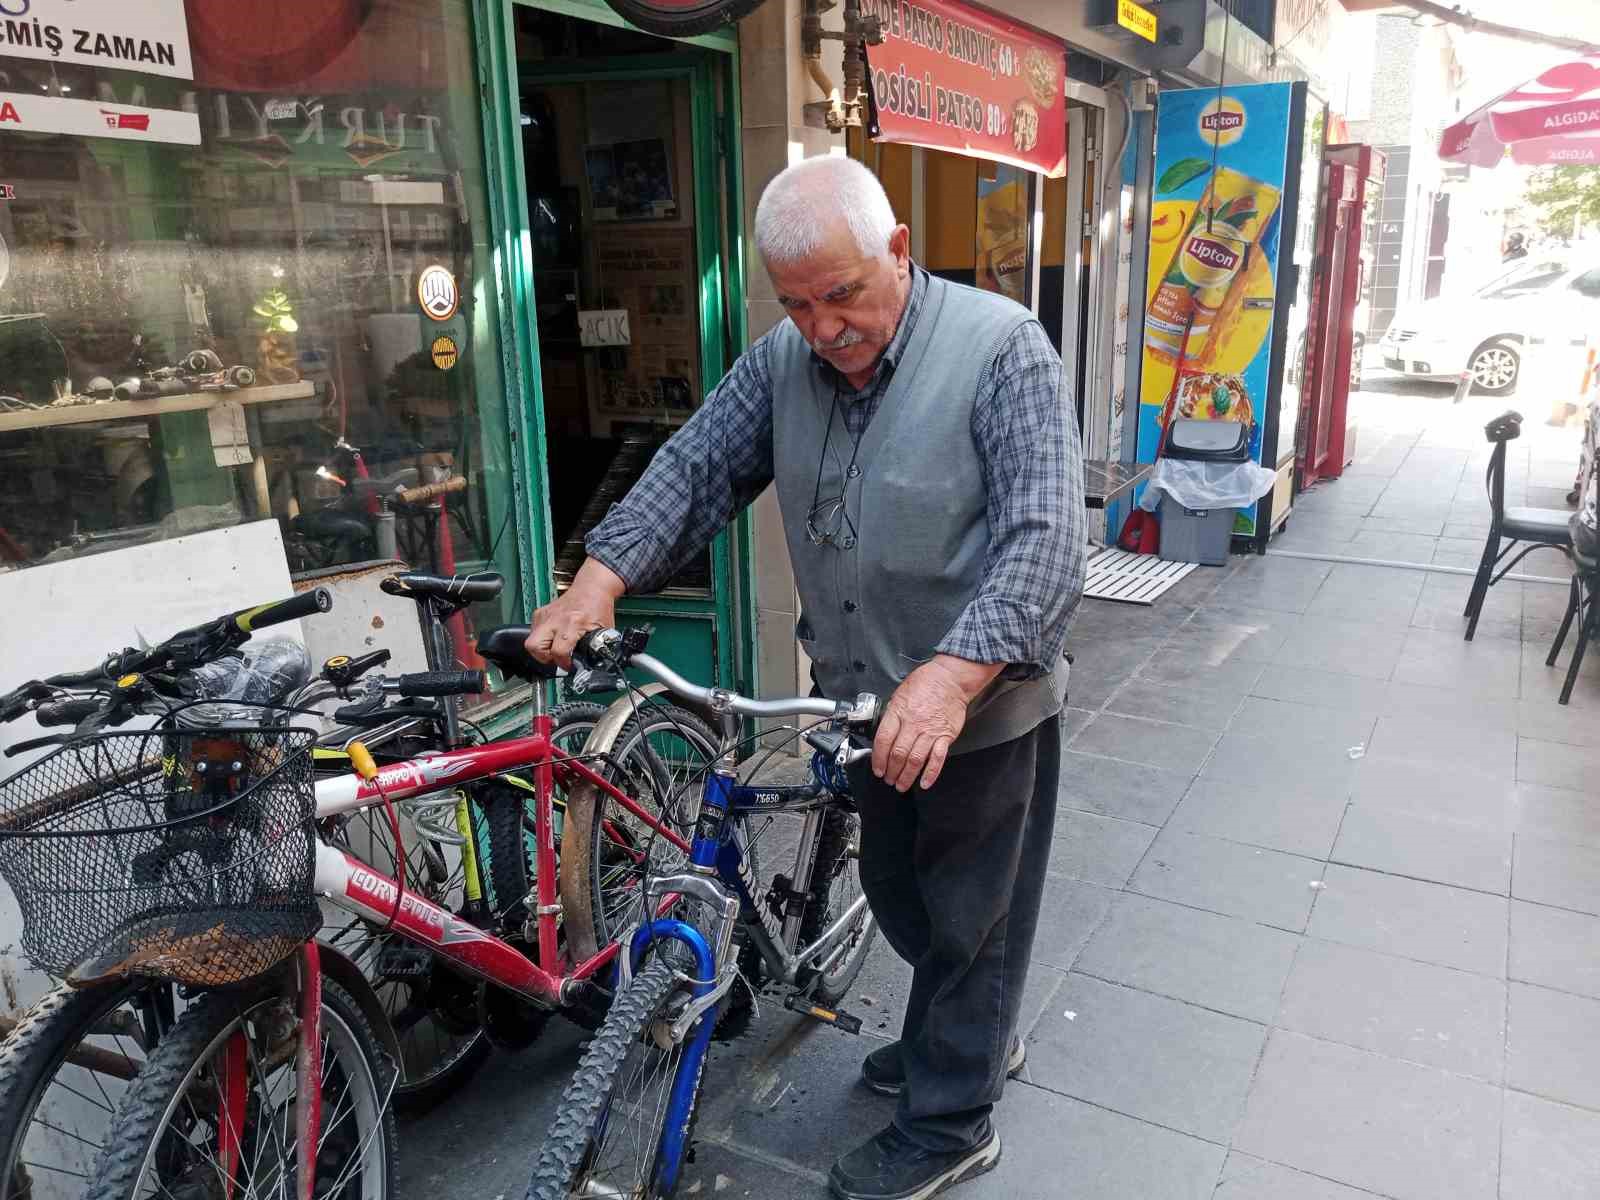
[
  {"xmin": 475, "ymin": 625, "xmax": 557, "ymax": 681},
  {"xmin": 1484, "ymin": 410, "xmax": 1524, "ymax": 443},
  {"xmin": 291, "ymin": 510, "xmax": 371, "ymax": 541},
  {"xmin": 382, "ymin": 571, "xmax": 504, "ymax": 605}
]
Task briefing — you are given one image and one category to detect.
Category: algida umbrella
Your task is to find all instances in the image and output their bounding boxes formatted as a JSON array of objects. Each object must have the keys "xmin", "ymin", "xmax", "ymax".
[{"xmin": 1440, "ymin": 55, "xmax": 1600, "ymax": 167}]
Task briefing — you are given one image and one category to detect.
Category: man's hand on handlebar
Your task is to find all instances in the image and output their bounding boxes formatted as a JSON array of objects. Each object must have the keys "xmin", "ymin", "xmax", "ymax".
[
  {"xmin": 525, "ymin": 559, "xmax": 627, "ymax": 669},
  {"xmin": 872, "ymin": 656, "xmax": 1004, "ymax": 793}
]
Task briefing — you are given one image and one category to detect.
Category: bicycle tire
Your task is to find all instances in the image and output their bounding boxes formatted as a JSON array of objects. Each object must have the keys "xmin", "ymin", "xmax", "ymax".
[
  {"xmin": 802, "ymin": 805, "xmax": 877, "ymax": 1005},
  {"xmin": 599, "ymin": 0, "xmax": 771, "ymax": 38},
  {"xmin": 89, "ymin": 977, "xmax": 397, "ymax": 1200},
  {"xmin": 482, "ymin": 701, "xmax": 607, "ymax": 927},
  {"xmin": 575, "ymin": 705, "xmax": 721, "ymax": 953},
  {"xmin": 525, "ymin": 957, "xmax": 694, "ymax": 1200},
  {"xmin": 0, "ymin": 978, "xmax": 157, "ymax": 1200}
]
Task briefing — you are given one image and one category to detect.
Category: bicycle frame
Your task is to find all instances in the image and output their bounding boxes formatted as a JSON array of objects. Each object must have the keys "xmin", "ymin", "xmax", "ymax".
[{"xmin": 310, "ymin": 688, "xmax": 690, "ymax": 1008}]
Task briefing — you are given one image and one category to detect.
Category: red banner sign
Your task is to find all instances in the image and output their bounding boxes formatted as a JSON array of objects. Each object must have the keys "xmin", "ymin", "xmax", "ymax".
[{"xmin": 863, "ymin": 0, "xmax": 1066, "ymax": 177}]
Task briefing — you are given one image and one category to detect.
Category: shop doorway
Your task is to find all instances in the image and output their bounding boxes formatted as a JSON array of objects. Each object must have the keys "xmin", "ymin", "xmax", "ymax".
[
  {"xmin": 507, "ymin": 3, "xmax": 748, "ymax": 689},
  {"xmin": 1059, "ymin": 98, "xmax": 1105, "ymax": 450}
]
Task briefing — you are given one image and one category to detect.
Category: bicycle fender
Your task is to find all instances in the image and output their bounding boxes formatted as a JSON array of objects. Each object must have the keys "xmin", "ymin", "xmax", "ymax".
[{"xmin": 314, "ymin": 939, "xmax": 405, "ymax": 1072}]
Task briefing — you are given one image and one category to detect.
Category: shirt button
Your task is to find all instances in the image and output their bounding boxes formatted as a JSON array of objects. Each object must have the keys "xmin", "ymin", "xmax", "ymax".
[
  {"xmin": 852, "ymin": 659, "xmax": 867, "ymax": 671},
  {"xmin": 841, "ymin": 534, "xmax": 856, "ymax": 549},
  {"xmin": 847, "ymin": 464, "xmax": 862, "ymax": 479},
  {"xmin": 843, "ymin": 601, "xmax": 858, "ymax": 613}
]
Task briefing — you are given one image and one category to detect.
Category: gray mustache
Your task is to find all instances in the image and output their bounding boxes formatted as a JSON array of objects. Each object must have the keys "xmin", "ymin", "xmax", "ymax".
[{"xmin": 814, "ymin": 330, "xmax": 865, "ymax": 351}]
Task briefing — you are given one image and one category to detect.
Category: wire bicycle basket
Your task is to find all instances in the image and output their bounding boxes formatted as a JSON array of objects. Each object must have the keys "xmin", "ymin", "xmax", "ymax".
[{"xmin": 0, "ymin": 726, "xmax": 319, "ymax": 988}]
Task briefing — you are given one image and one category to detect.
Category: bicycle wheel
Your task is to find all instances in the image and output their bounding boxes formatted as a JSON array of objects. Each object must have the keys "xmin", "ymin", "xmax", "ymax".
[
  {"xmin": 800, "ymin": 805, "xmax": 876, "ymax": 1005},
  {"xmin": 525, "ymin": 956, "xmax": 702, "ymax": 1200},
  {"xmin": 579, "ymin": 705, "xmax": 720, "ymax": 951},
  {"xmin": 0, "ymin": 978, "xmax": 166, "ymax": 1199},
  {"xmin": 482, "ymin": 702, "xmax": 607, "ymax": 927},
  {"xmin": 89, "ymin": 978, "xmax": 397, "ymax": 1200}
]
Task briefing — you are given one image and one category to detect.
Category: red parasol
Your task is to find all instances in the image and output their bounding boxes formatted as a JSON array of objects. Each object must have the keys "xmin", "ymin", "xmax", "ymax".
[{"xmin": 1439, "ymin": 56, "xmax": 1600, "ymax": 167}]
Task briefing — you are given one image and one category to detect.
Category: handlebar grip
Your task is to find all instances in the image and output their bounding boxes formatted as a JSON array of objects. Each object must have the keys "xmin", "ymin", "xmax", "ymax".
[
  {"xmin": 396, "ymin": 476, "xmax": 467, "ymax": 506},
  {"xmin": 233, "ymin": 587, "xmax": 333, "ymax": 633},
  {"xmin": 396, "ymin": 670, "xmax": 485, "ymax": 698},
  {"xmin": 35, "ymin": 698, "xmax": 104, "ymax": 727},
  {"xmin": 0, "ymin": 681, "xmax": 49, "ymax": 723}
]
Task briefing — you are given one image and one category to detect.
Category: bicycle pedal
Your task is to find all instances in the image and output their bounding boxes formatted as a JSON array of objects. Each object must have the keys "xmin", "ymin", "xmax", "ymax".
[
  {"xmin": 782, "ymin": 993, "xmax": 862, "ymax": 1034},
  {"xmin": 376, "ymin": 944, "xmax": 433, "ymax": 982}
]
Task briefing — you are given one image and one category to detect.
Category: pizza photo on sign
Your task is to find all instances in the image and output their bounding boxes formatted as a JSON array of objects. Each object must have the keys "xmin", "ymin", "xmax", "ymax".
[
  {"xmin": 1021, "ymin": 48, "xmax": 1060, "ymax": 111},
  {"xmin": 1012, "ymin": 101, "xmax": 1039, "ymax": 153}
]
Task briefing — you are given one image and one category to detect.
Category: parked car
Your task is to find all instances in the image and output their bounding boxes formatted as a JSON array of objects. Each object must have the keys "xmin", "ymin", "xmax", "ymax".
[{"xmin": 1378, "ymin": 253, "xmax": 1600, "ymax": 394}]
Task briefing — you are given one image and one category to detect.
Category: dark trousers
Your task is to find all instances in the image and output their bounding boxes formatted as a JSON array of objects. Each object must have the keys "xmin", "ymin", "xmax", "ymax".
[{"xmin": 848, "ymin": 714, "xmax": 1060, "ymax": 1152}]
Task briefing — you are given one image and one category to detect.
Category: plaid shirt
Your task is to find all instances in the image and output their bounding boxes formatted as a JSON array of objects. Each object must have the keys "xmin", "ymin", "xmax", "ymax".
[{"xmin": 587, "ymin": 266, "xmax": 1087, "ymax": 676}]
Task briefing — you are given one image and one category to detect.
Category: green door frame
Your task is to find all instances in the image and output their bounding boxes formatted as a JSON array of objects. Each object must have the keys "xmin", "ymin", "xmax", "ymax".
[{"xmin": 470, "ymin": 0, "xmax": 757, "ymax": 699}]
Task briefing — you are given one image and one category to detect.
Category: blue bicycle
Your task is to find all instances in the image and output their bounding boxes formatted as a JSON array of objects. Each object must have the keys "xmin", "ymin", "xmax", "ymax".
[{"xmin": 527, "ymin": 627, "xmax": 880, "ymax": 1200}]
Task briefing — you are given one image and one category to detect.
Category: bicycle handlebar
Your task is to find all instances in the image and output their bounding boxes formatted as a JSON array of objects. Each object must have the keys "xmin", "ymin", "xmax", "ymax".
[
  {"xmin": 395, "ymin": 476, "xmax": 467, "ymax": 506},
  {"xmin": 572, "ymin": 629, "xmax": 879, "ymax": 725},
  {"xmin": 392, "ymin": 670, "xmax": 484, "ymax": 698}
]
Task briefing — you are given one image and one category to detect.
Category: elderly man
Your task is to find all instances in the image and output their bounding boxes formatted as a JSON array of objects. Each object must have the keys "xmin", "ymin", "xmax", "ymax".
[{"xmin": 526, "ymin": 155, "xmax": 1085, "ymax": 1200}]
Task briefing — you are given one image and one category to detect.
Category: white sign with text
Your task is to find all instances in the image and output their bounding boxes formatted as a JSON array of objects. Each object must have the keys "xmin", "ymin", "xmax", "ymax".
[
  {"xmin": 579, "ymin": 309, "xmax": 632, "ymax": 348},
  {"xmin": 0, "ymin": 0, "xmax": 194, "ymax": 80},
  {"xmin": 0, "ymin": 91, "xmax": 201, "ymax": 144}
]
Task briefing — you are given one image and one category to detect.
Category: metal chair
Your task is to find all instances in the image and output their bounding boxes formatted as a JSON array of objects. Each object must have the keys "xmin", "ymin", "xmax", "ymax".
[
  {"xmin": 1546, "ymin": 535, "xmax": 1596, "ymax": 704},
  {"xmin": 1464, "ymin": 411, "xmax": 1572, "ymax": 642}
]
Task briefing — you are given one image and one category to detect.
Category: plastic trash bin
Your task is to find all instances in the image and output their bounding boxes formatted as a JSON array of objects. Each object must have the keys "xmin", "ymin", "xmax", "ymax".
[{"xmin": 1154, "ymin": 419, "xmax": 1256, "ymax": 566}]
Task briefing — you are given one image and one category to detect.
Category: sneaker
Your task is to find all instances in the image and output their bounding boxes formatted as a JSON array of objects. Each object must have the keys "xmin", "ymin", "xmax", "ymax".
[
  {"xmin": 860, "ymin": 1039, "xmax": 1026, "ymax": 1097},
  {"xmin": 830, "ymin": 1124, "xmax": 1001, "ymax": 1200}
]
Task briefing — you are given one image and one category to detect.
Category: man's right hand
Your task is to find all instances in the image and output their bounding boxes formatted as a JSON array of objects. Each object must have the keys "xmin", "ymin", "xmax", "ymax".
[{"xmin": 524, "ymin": 559, "xmax": 627, "ymax": 669}]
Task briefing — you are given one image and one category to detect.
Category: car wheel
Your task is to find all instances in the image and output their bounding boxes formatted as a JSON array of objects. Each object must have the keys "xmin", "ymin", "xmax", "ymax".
[{"xmin": 1470, "ymin": 340, "xmax": 1520, "ymax": 395}]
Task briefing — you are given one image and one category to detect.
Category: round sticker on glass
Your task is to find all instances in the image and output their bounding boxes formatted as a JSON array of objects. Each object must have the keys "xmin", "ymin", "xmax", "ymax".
[
  {"xmin": 430, "ymin": 334, "xmax": 460, "ymax": 371},
  {"xmin": 417, "ymin": 264, "xmax": 460, "ymax": 321}
]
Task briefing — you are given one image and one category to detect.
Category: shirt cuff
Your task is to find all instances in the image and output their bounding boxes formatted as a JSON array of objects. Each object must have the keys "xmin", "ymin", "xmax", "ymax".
[
  {"xmin": 585, "ymin": 509, "xmax": 674, "ymax": 594},
  {"xmin": 934, "ymin": 595, "xmax": 1046, "ymax": 677}
]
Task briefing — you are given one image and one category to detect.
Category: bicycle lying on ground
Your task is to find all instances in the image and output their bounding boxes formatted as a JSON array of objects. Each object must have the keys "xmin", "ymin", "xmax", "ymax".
[{"xmin": 527, "ymin": 627, "xmax": 881, "ymax": 1200}]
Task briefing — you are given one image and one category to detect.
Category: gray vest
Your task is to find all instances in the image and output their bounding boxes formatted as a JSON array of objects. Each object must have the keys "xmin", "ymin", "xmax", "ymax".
[{"xmin": 771, "ymin": 273, "xmax": 1069, "ymax": 754}]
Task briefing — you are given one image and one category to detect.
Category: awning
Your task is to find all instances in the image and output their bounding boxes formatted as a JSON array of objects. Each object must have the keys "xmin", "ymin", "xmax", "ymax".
[
  {"xmin": 1439, "ymin": 56, "xmax": 1600, "ymax": 168},
  {"xmin": 863, "ymin": 0, "xmax": 1067, "ymax": 177}
]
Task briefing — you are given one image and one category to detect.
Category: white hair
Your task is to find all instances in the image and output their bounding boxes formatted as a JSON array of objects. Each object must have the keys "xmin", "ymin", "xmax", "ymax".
[{"xmin": 753, "ymin": 156, "xmax": 897, "ymax": 264}]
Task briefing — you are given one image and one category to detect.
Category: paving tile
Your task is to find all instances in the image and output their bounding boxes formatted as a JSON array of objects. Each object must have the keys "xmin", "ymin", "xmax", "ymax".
[
  {"xmin": 985, "ymin": 1083, "xmax": 1224, "ymax": 1200},
  {"xmin": 1272, "ymin": 617, "xmax": 1408, "ymax": 679},
  {"xmin": 1362, "ymin": 514, "xmax": 1448, "ymax": 537},
  {"xmin": 1167, "ymin": 774, "xmax": 1349, "ymax": 859},
  {"xmin": 1431, "ymin": 536, "xmax": 1489, "ymax": 569},
  {"xmin": 1213, "ymin": 558, "xmax": 1333, "ymax": 614},
  {"xmin": 1513, "ymin": 835, "xmax": 1600, "ymax": 916},
  {"xmin": 1508, "ymin": 981, "xmax": 1600, "ymax": 1110},
  {"xmin": 1307, "ymin": 864, "xmax": 1509, "ymax": 977},
  {"xmin": 1276, "ymin": 939, "xmax": 1506, "ymax": 1082},
  {"xmin": 1445, "ymin": 520, "xmax": 1491, "ymax": 539},
  {"xmin": 1106, "ymin": 678, "xmax": 1248, "ymax": 731},
  {"xmin": 1230, "ymin": 695, "xmax": 1380, "ymax": 750},
  {"xmin": 1412, "ymin": 575, "xmax": 1522, "ymax": 641},
  {"xmin": 1393, "ymin": 628, "xmax": 1524, "ymax": 695},
  {"xmin": 1500, "ymin": 1090, "xmax": 1600, "ymax": 1200},
  {"xmin": 1510, "ymin": 900, "xmax": 1600, "ymax": 1000},
  {"xmin": 1517, "ymin": 697, "xmax": 1600, "ymax": 749},
  {"xmin": 1382, "ymin": 680, "xmax": 1520, "ymax": 732},
  {"xmin": 1213, "ymin": 1153, "xmax": 1385, "ymax": 1200},
  {"xmin": 1513, "ymin": 782, "xmax": 1600, "ymax": 849},
  {"xmin": 1050, "ymin": 811, "xmax": 1158, "ymax": 889},
  {"xmin": 1069, "ymin": 712, "xmax": 1217, "ymax": 775},
  {"xmin": 676, "ymin": 1139, "xmax": 824, "ymax": 1198},
  {"xmin": 1331, "ymin": 806, "xmax": 1513, "ymax": 894},
  {"xmin": 1365, "ymin": 710, "xmax": 1518, "ymax": 780},
  {"xmin": 1057, "ymin": 751, "xmax": 1192, "ymax": 826},
  {"xmin": 1029, "ymin": 876, "xmax": 1116, "ymax": 972},
  {"xmin": 1232, "ymin": 1031, "xmax": 1501, "ymax": 1200},
  {"xmin": 1202, "ymin": 729, "xmax": 1361, "ymax": 796},
  {"xmin": 1349, "ymin": 757, "xmax": 1519, "ymax": 833},
  {"xmin": 1130, "ymin": 829, "xmax": 1323, "ymax": 932},
  {"xmin": 1249, "ymin": 664, "xmax": 1391, "ymax": 715},
  {"xmin": 1024, "ymin": 973, "xmax": 1266, "ymax": 1143},
  {"xmin": 1074, "ymin": 892, "xmax": 1299, "ymax": 1023},
  {"xmin": 1014, "ymin": 964, "xmax": 1069, "ymax": 1042},
  {"xmin": 1178, "ymin": 605, "xmax": 1304, "ymax": 663},
  {"xmin": 1136, "ymin": 647, "xmax": 1268, "ymax": 692},
  {"xmin": 1345, "ymin": 530, "xmax": 1441, "ymax": 564},
  {"xmin": 1059, "ymin": 706, "xmax": 1095, "ymax": 743},
  {"xmin": 1306, "ymin": 563, "xmax": 1426, "ymax": 627},
  {"xmin": 1518, "ymin": 736, "xmax": 1600, "ymax": 791}
]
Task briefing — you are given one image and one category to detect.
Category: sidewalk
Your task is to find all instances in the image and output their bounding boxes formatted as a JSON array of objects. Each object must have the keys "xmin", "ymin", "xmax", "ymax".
[{"xmin": 406, "ymin": 384, "xmax": 1600, "ymax": 1200}]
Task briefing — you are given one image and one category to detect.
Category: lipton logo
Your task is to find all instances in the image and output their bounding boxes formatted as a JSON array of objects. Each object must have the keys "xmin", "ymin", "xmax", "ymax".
[
  {"xmin": 1200, "ymin": 111, "xmax": 1244, "ymax": 132},
  {"xmin": 101, "ymin": 109, "xmax": 150, "ymax": 132},
  {"xmin": 1185, "ymin": 236, "xmax": 1239, "ymax": 271}
]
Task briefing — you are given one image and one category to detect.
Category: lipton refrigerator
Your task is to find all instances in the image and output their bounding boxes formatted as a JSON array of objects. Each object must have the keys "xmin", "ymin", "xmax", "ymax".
[{"xmin": 1135, "ymin": 81, "xmax": 1310, "ymax": 552}]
